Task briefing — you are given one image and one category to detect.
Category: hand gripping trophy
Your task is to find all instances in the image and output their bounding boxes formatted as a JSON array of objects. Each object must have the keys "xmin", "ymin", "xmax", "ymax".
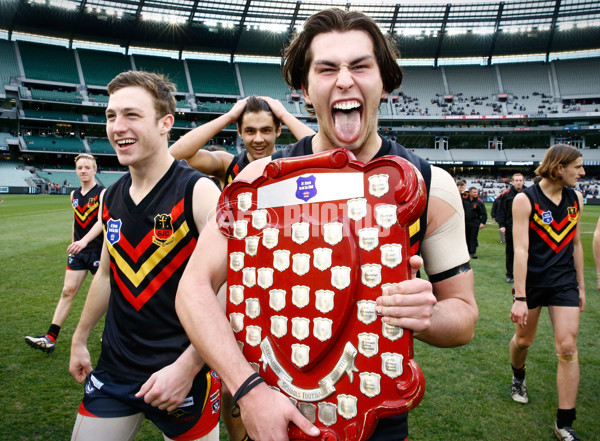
[{"xmin": 217, "ymin": 148, "xmax": 427, "ymax": 441}]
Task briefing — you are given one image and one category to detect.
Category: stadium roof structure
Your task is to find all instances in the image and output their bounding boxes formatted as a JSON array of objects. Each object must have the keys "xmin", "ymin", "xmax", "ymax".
[{"xmin": 1, "ymin": 0, "xmax": 600, "ymax": 64}]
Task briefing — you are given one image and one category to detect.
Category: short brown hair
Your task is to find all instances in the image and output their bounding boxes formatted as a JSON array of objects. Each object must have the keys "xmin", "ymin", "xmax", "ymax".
[
  {"xmin": 74, "ymin": 154, "xmax": 97, "ymax": 170},
  {"xmin": 536, "ymin": 144, "xmax": 582, "ymax": 181},
  {"xmin": 281, "ymin": 8, "xmax": 402, "ymax": 114},
  {"xmin": 238, "ymin": 96, "xmax": 281, "ymax": 130},
  {"xmin": 107, "ymin": 70, "xmax": 176, "ymax": 119}
]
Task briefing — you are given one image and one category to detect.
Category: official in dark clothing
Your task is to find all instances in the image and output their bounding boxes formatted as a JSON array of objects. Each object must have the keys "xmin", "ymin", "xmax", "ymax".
[
  {"xmin": 464, "ymin": 187, "xmax": 487, "ymax": 258},
  {"xmin": 491, "ymin": 188, "xmax": 508, "ymax": 244},
  {"xmin": 497, "ymin": 173, "xmax": 525, "ymax": 282}
]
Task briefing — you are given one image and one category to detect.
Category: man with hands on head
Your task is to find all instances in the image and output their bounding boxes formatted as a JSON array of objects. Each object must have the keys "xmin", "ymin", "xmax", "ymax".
[
  {"xmin": 69, "ymin": 70, "xmax": 222, "ymax": 441},
  {"xmin": 169, "ymin": 95, "xmax": 315, "ymax": 188},
  {"xmin": 176, "ymin": 8, "xmax": 477, "ymax": 441}
]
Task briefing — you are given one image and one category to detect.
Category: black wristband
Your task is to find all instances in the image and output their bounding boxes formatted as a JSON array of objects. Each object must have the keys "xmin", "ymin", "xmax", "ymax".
[
  {"xmin": 514, "ymin": 296, "xmax": 527, "ymax": 302},
  {"xmin": 231, "ymin": 373, "xmax": 265, "ymax": 417}
]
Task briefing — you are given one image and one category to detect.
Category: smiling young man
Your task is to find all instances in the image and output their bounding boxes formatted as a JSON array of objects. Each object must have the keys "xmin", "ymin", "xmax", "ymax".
[
  {"xmin": 68, "ymin": 71, "xmax": 222, "ymax": 441},
  {"xmin": 509, "ymin": 144, "xmax": 585, "ymax": 441},
  {"xmin": 169, "ymin": 95, "xmax": 314, "ymax": 188},
  {"xmin": 25, "ymin": 154, "xmax": 105, "ymax": 354},
  {"xmin": 176, "ymin": 9, "xmax": 477, "ymax": 441}
]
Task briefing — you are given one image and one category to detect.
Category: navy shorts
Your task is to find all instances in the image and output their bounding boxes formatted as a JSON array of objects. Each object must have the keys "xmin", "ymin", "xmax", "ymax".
[
  {"xmin": 67, "ymin": 250, "xmax": 101, "ymax": 274},
  {"xmin": 78, "ymin": 368, "xmax": 221, "ymax": 440},
  {"xmin": 526, "ymin": 283, "xmax": 580, "ymax": 308}
]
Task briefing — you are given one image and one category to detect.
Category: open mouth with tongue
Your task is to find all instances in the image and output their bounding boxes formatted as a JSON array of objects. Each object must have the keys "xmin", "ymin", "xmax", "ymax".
[{"xmin": 332, "ymin": 100, "xmax": 362, "ymax": 144}]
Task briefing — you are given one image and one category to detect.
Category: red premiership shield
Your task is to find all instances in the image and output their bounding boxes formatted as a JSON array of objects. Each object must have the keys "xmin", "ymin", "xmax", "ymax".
[{"xmin": 217, "ymin": 148, "xmax": 427, "ymax": 441}]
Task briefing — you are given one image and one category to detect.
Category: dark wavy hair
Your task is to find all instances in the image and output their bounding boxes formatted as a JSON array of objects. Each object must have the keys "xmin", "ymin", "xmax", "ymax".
[
  {"xmin": 238, "ymin": 96, "xmax": 281, "ymax": 130},
  {"xmin": 536, "ymin": 144, "xmax": 582, "ymax": 181},
  {"xmin": 281, "ymin": 8, "xmax": 403, "ymax": 114}
]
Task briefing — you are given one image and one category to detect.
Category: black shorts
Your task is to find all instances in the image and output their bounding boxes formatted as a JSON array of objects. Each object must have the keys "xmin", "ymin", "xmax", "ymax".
[
  {"xmin": 526, "ymin": 283, "xmax": 580, "ymax": 308},
  {"xmin": 67, "ymin": 250, "xmax": 101, "ymax": 274},
  {"xmin": 79, "ymin": 368, "xmax": 221, "ymax": 439}
]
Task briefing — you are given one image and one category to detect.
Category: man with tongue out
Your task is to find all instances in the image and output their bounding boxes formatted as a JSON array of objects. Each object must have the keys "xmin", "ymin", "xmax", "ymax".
[{"xmin": 176, "ymin": 8, "xmax": 478, "ymax": 441}]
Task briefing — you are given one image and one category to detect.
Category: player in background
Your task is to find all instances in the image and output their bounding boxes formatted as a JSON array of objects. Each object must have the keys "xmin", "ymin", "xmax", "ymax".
[{"xmin": 25, "ymin": 154, "xmax": 105, "ymax": 354}]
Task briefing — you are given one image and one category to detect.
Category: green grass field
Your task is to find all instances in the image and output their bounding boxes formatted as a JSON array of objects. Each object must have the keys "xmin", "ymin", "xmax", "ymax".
[{"xmin": 0, "ymin": 194, "xmax": 598, "ymax": 440}]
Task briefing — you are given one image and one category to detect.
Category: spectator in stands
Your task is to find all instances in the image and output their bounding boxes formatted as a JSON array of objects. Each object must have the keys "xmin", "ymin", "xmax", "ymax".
[
  {"xmin": 175, "ymin": 8, "xmax": 477, "ymax": 441},
  {"xmin": 68, "ymin": 71, "xmax": 221, "ymax": 441},
  {"xmin": 169, "ymin": 95, "xmax": 314, "ymax": 188},
  {"xmin": 491, "ymin": 188, "xmax": 508, "ymax": 243},
  {"xmin": 509, "ymin": 144, "xmax": 585, "ymax": 441},
  {"xmin": 25, "ymin": 154, "xmax": 105, "ymax": 354},
  {"xmin": 463, "ymin": 187, "xmax": 487, "ymax": 258},
  {"xmin": 497, "ymin": 173, "xmax": 526, "ymax": 283}
]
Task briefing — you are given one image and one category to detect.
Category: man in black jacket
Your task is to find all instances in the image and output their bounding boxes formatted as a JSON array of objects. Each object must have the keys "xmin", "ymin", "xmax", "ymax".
[
  {"xmin": 464, "ymin": 187, "xmax": 487, "ymax": 258},
  {"xmin": 491, "ymin": 188, "xmax": 508, "ymax": 244},
  {"xmin": 497, "ymin": 173, "xmax": 525, "ymax": 282}
]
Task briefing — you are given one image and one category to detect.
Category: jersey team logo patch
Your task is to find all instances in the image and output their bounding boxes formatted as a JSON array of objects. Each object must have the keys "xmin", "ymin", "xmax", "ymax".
[
  {"xmin": 106, "ymin": 218, "xmax": 122, "ymax": 245},
  {"xmin": 567, "ymin": 206, "xmax": 578, "ymax": 221},
  {"xmin": 153, "ymin": 214, "xmax": 174, "ymax": 246},
  {"xmin": 541, "ymin": 210, "xmax": 553, "ymax": 224}
]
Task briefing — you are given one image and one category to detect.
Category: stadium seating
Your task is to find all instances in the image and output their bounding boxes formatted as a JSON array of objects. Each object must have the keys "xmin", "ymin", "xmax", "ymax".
[
  {"xmin": 0, "ymin": 40, "xmax": 20, "ymax": 92},
  {"xmin": 186, "ymin": 59, "xmax": 239, "ymax": 96},
  {"xmin": 133, "ymin": 54, "xmax": 188, "ymax": 93},
  {"xmin": 78, "ymin": 49, "xmax": 133, "ymax": 87},
  {"xmin": 36, "ymin": 170, "xmax": 81, "ymax": 187},
  {"xmin": 555, "ymin": 58, "xmax": 600, "ymax": 97},
  {"xmin": 237, "ymin": 63, "xmax": 297, "ymax": 113},
  {"xmin": 19, "ymin": 41, "xmax": 80, "ymax": 84},
  {"xmin": 0, "ymin": 161, "xmax": 35, "ymax": 186},
  {"xmin": 22, "ymin": 109, "xmax": 84, "ymax": 122},
  {"xmin": 30, "ymin": 88, "xmax": 83, "ymax": 104},
  {"xmin": 95, "ymin": 172, "xmax": 126, "ymax": 187},
  {"xmin": 24, "ymin": 135, "xmax": 86, "ymax": 153},
  {"xmin": 87, "ymin": 138, "xmax": 114, "ymax": 155}
]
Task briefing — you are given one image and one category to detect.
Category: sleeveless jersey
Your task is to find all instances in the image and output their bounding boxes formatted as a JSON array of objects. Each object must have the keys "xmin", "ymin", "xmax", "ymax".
[
  {"xmin": 224, "ymin": 152, "xmax": 250, "ymax": 184},
  {"xmin": 272, "ymin": 135, "xmax": 432, "ymax": 256},
  {"xmin": 72, "ymin": 183, "xmax": 105, "ymax": 252},
  {"xmin": 523, "ymin": 183, "xmax": 579, "ymax": 288},
  {"xmin": 98, "ymin": 159, "xmax": 204, "ymax": 381},
  {"xmin": 272, "ymin": 136, "xmax": 432, "ymax": 441}
]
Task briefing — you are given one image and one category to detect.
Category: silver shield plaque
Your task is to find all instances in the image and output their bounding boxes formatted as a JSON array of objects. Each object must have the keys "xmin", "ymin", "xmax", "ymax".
[
  {"xmin": 269, "ymin": 289, "xmax": 286, "ymax": 311},
  {"xmin": 381, "ymin": 243, "xmax": 402, "ymax": 269},
  {"xmin": 245, "ymin": 236, "xmax": 259, "ymax": 257},
  {"xmin": 229, "ymin": 252, "xmax": 244, "ymax": 272},
  {"xmin": 257, "ymin": 267, "xmax": 274, "ymax": 289},
  {"xmin": 292, "ymin": 222, "xmax": 310, "ymax": 245},
  {"xmin": 245, "ymin": 298, "xmax": 261, "ymax": 319},
  {"xmin": 291, "ymin": 317, "xmax": 310, "ymax": 341},
  {"xmin": 245, "ymin": 325, "xmax": 262, "ymax": 347},
  {"xmin": 357, "ymin": 300, "xmax": 377, "ymax": 325},
  {"xmin": 375, "ymin": 204, "xmax": 397, "ymax": 229},
  {"xmin": 273, "ymin": 249, "xmax": 290, "ymax": 272},
  {"xmin": 237, "ymin": 192, "xmax": 252, "ymax": 212},
  {"xmin": 313, "ymin": 248, "xmax": 333, "ymax": 271},
  {"xmin": 233, "ymin": 220, "xmax": 248, "ymax": 239},
  {"xmin": 318, "ymin": 402, "xmax": 337, "ymax": 427},
  {"xmin": 361, "ymin": 263, "xmax": 382, "ymax": 288},
  {"xmin": 315, "ymin": 289, "xmax": 335, "ymax": 314},
  {"xmin": 347, "ymin": 198, "xmax": 368, "ymax": 222},
  {"xmin": 313, "ymin": 317, "xmax": 333, "ymax": 342},
  {"xmin": 292, "ymin": 285, "xmax": 310, "ymax": 308},
  {"xmin": 323, "ymin": 222, "xmax": 343, "ymax": 246},
  {"xmin": 291, "ymin": 343, "xmax": 310, "ymax": 368},
  {"xmin": 242, "ymin": 267, "xmax": 256, "ymax": 288},
  {"xmin": 368, "ymin": 174, "xmax": 390, "ymax": 198},
  {"xmin": 262, "ymin": 227, "xmax": 279, "ymax": 249},
  {"xmin": 270, "ymin": 315, "xmax": 288, "ymax": 338},
  {"xmin": 229, "ymin": 285, "xmax": 244, "ymax": 306},
  {"xmin": 381, "ymin": 282, "xmax": 395, "ymax": 295},
  {"xmin": 298, "ymin": 402, "xmax": 317, "ymax": 424},
  {"xmin": 381, "ymin": 352, "xmax": 404, "ymax": 379},
  {"xmin": 292, "ymin": 253, "xmax": 311, "ymax": 276},
  {"xmin": 331, "ymin": 266, "xmax": 351, "ymax": 290},
  {"xmin": 358, "ymin": 227, "xmax": 379, "ymax": 252},
  {"xmin": 357, "ymin": 332, "xmax": 379, "ymax": 358},
  {"xmin": 337, "ymin": 394, "xmax": 358, "ymax": 420},
  {"xmin": 359, "ymin": 372, "xmax": 381, "ymax": 398},
  {"xmin": 252, "ymin": 209, "xmax": 268, "ymax": 230},
  {"xmin": 382, "ymin": 322, "xmax": 404, "ymax": 341},
  {"xmin": 229, "ymin": 312, "xmax": 244, "ymax": 333}
]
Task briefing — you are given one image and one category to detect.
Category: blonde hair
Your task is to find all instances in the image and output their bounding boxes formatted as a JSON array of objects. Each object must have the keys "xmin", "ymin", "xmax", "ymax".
[{"xmin": 74, "ymin": 154, "xmax": 97, "ymax": 170}]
